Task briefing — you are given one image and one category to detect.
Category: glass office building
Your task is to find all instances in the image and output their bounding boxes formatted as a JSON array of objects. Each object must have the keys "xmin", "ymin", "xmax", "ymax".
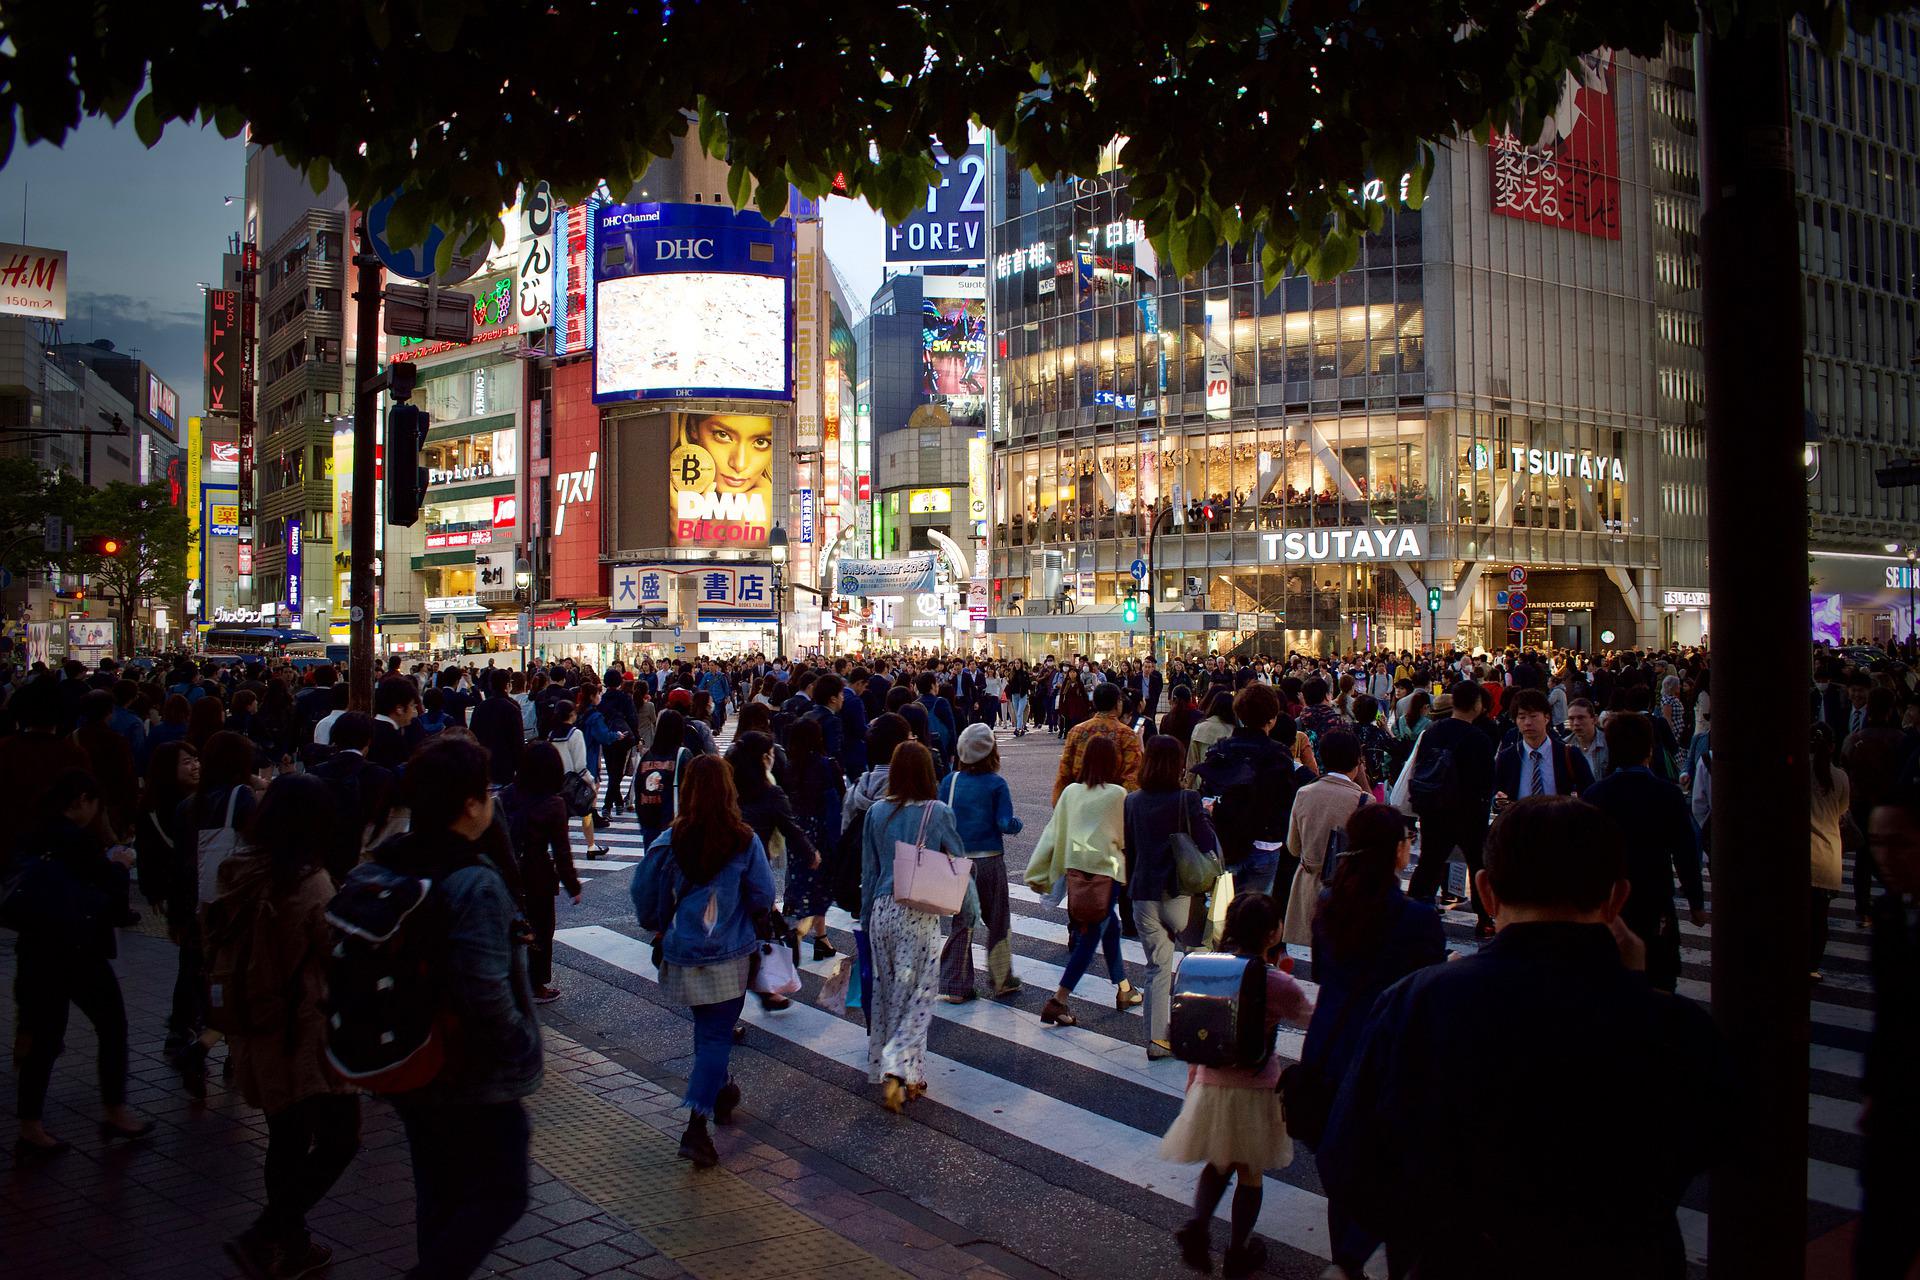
[{"xmin": 984, "ymin": 44, "xmax": 1709, "ymax": 658}]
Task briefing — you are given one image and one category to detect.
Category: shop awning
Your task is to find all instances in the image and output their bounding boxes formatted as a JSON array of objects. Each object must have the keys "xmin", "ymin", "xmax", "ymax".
[{"xmin": 983, "ymin": 610, "xmax": 1243, "ymax": 634}]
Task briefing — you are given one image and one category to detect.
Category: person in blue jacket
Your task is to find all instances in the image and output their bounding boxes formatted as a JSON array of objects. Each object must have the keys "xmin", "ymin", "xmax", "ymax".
[
  {"xmin": 937, "ymin": 723, "xmax": 1024, "ymax": 1000},
  {"xmin": 630, "ymin": 754, "xmax": 775, "ymax": 1169}
]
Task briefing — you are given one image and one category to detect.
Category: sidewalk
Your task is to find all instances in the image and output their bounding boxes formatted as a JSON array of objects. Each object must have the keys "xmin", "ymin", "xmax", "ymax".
[{"xmin": 0, "ymin": 929, "xmax": 1035, "ymax": 1280}]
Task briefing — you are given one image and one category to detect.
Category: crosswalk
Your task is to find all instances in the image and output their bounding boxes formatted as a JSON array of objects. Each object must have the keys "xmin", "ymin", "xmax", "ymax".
[{"xmin": 556, "ymin": 730, "xmax": 1873, "ymax": 1275}]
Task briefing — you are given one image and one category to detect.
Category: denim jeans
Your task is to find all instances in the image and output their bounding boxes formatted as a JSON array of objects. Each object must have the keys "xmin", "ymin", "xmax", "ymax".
[
  {"xmin": 258, "ymin": 1093, "xmax": 361, "ymax": 1248},
  {"xmin": 1009, "ymin": 693, "xmax": 1029, "ymax": 730},
  {"xmin": 1131, "ymin": 896, "xmax": 1190, "ymax": 1044},
  {"xmin": 687, "ymin": 995, "xmax": 746, "ymax": 1118},
  {"xmin": 1060, "ymin": 906, "xmax": 1126, "ymax": 992},
  {"xmin": 396, "ymin": 1099, "xmax": 530, "ymax": 1280}
]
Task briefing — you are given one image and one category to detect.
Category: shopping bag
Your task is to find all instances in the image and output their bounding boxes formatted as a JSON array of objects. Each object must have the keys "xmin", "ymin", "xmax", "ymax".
[
  {"xmin": 1203, "ymin": 869, "xmax": 1236, "ymax": 950},
  {"xmin": 748, "ymin": 938, "xmax": 803, "ymax": 995},
  {"xmin": 892, "ymin": 802, "xmax": 973, "ymax": 916},
  {"xmin": 819, "ymin": 956, "xmax": 855, "ymax": 1016}
]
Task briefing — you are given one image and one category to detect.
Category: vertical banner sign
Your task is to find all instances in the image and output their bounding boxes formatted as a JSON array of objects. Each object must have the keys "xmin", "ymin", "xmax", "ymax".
[
  {"xmin": 799, "ymin": 488, "xmax": 815, "ymax": 544},
  {"xmin": 204, "ymin": 289, "xmax": 240, "ymax": 414},
  {"xmin": 552, "ymin": 200, "xmax": 599, "ymax": 356},
  {"xmin": 1203, "ymin": 298, "xmax": 1231, "ymax": 418},
  {"xmin": 187, "ymin": 417, "xmax": 203, "ymax": 623},
  {"xmin": 286, "ymin": 518, "xmax": 303, "ymax": 620},
  {"xmin": 794, "ymin": 233, "xmax": 819, "ymax": 447},
  {"xmin": 968, "ymin": 435, "xmax": 988, "ymax": 538},
  {"xmin": 238, "ymin": 241, "xmax": 259, "ymax": 530},
  {"xmin": 822, "ymin": 357, "xmax": 841, "ymax": 509},
  {"xmin": 1488, "ymin": 50, "xmax": 1622, "ymax": 240},
  {"xmin": 516, "ymin": 182, "xmax": 555, "ymax": 333}
]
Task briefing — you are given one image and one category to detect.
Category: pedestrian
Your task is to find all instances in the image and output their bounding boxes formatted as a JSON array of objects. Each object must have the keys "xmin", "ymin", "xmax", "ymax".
[
  {"xmin": 727, "ymin": 730, "xmax": 817, "ymax": 1013},
  {"xmin": 1125, "ymin": 734, "xmax": 1218, "ymax": 1059},
  {"xmin": 1809, "ymin": 722, "xmax": 1850, "ymax": 982},
  {"xmin": 1006, "ymin": 662, "xmax": 1032, "ymax": 736},
  {"xmin": 630, "ymin": 709, "xmax": 692, "ymax": 847},
  {"xmin": 168, "ymin": 729, "xmax": 261, "ymax": 1093},
  {"xmin": 598, "ymin": 671, "xmax": 639, "ymax": 820},
  {"xmin": 631, "ymin": 754, "xmax": 775, "ymax": 1167},
  {"xmin": 1163, "ymin": 892, "xmax": 1313, "ymax": 1279},
  {"xmin": 1403, "ymin": 681, "xmax": 1497, "ymax": 934},
  {"xmin": 782, "ymin": 716, "xmax": 845, "ymax": 960},
  {"xmin": 207, "ymin": 774, "xmax": 360, "ymax": 1280},
  {"xmin": 546, "ymin": 699, "xmax": 606, "ymax": 855},
  {"xmin": 470, "ymin": 670, "xmax": 526, "ymax": 788},
  {"xmin": 1051, "ymin": 681, "xmax": 1145, "ymax": 804},
  {"xmin": 136, "ymin": 739, "xmax": 198, "ymax": 926},
  {"xmin": 1859, "ymin": 784, "xmax": 1920, "ymax": 1279},
  {"xmin": 9, "ymin": 770, "xmax": 153, "ymax": 1159},
  {"xmin": 1281, "ymin": 731, "xmax": 1373, "ymax": 946},
  {"xmin": 497, "ymin": 742, "xmax": 582, "ymax": 1005},
  {"xmin": 938, "ymin": 723, "xmax": 1025, "ymax": 1001},
  {"xmin": 1027, "ymin": 734, "xmax": 1139, "ymax": 1025},
  {"xmin": 1185, "ymin": 691, "xmax": 1236, "ymax": 779},
  {"xmin": 859, "ymin": 739, "xmax": 967, "ymax": 1111},
  {"xmin": 1300, "ymin": 805, "xmax": 1444, "ymax": 1280},
  {"xmin": 371, "ymin": 736, "xmax": 542, "ymax": 1278},
  {"xmin": 1318, "ymin": 795, "xmax": 1729, "ymax": 1279}
]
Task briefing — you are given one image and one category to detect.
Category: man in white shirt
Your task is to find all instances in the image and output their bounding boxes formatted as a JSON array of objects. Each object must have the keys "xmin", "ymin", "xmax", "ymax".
[
  {"xmin": 1565, "ymin": 698, "xmax": 1609, "ymax": 782},
  {"xmin": 1494, "ymin": 689, "xmax": 1593, "ymax": 805},
  {"xmin": 312, "ymin": 685, "xmax": 351, "ymax": 747}
]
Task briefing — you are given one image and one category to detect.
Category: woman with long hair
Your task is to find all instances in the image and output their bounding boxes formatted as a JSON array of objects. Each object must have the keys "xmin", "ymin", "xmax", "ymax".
[
  {"xmin": 630, "ymin": 708, "xmax": 691, "ymax": 846},
  {"xmin": 1809, "ymin": 722, "xmax": 1850, "ymax": 982},
  {"xmin": 630, "ymin": 755, "xmax": 775, "ymax": 1167},
  {"xmin": 1186, "ymin": 691, "xmax": 1237, "ymax": 778},
  {"xmin": 186, "ymin": 693, "xmax": 227, "ymax": 752},
  {"xmin": 545, "ymin": 698, "xmax": 605, "ymax": 855},
  {"xmin": 1300, "ymin": 804, "xmax": 1446, "ymax": 1279},
  {"xmin": 1027, "ymin": 734, "xmax": 1138, "ymax": 1025},
  {"xmin": 1125, "ymin": 735, "xmax": 1218, "ymax": 1058},
  {"xmin": 137, "ymin": 740, "xmax": 198, "ymax": 927},
  {"xmin": 859, "ymin": 741, "xmax": 967, "ymax": 1111},
  {"xmin": 211, "ymin": 774, "xmax": 359, "ymax": 1279},
  {"xmin": 499, "ymin": 742, "xmax": 582, "ymax": 1004}
]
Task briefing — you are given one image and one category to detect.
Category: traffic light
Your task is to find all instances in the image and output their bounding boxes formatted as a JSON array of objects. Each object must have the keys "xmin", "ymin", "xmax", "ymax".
[
  {"xmin": 568, "ymin": 604, "xmax": 579, "ymax": 627},
  {"xmin": 1122, "ymin": 587, "xmax": 1139, "ymax": 626},
  {"xmin": 1427, "ymin": 587, "xmax": 1442, "ymax": 613},
  {"xmin": 384, "ymin": 401, "xmax": 432, "ymax": 526},
  {"xmin": 55, "ymin": 587, "xmax": 85, "ymax": 601},
  {"xmin": 80, "ymin": 535, "xmax": 122, "ymax": 555}
]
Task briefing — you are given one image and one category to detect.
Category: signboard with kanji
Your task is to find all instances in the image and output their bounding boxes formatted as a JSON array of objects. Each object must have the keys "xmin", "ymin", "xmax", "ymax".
[
  {"xmin": 1488, "ymin": 51, "xmax": 1621, "ymax": 240},
  {"xmin": 609, "ymin": 562, "xmax": 775, "ymax": 614}
]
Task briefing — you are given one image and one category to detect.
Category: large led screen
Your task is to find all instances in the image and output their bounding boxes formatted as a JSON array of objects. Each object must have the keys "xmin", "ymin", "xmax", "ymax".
[{"xmin": 596, "ymin": 273, "xmax": 787, "ymax": 400}]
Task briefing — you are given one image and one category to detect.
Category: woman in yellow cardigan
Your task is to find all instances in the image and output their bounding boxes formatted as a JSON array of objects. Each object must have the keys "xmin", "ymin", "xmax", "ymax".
[{"xmin": 1025, "ymin": 735, "xmax": 1138, "ymax": 1025}]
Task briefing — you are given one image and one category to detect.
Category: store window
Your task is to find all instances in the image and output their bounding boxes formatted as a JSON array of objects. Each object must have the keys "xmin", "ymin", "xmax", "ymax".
[{"xmin": 424, "ymin": 427, "xmax": 519, "ymax": 485}]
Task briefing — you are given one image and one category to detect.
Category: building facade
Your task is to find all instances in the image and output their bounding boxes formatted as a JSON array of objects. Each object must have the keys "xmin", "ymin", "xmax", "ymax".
[
  {"xmin": 1791, "ymin": 15, "xmax": 1920, "ymax": 642},
  {"xmin": 985, "ymin": 49, "xmax": 1708, "ymax": 659}
]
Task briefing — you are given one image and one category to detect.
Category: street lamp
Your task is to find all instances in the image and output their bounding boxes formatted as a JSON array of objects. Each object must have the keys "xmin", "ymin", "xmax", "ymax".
[
  {"xmin": 514, "ymin": 555, "xmax": 532, "ymax": 672},
  {"xmin": 769, "ymin": 525, "xmax": 788, "ymax": 661}
]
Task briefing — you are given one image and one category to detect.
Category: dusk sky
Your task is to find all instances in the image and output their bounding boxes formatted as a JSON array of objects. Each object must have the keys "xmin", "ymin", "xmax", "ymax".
[{"xmin": 2, "ymin": 118, "xmax": 895, "ymax": 422}]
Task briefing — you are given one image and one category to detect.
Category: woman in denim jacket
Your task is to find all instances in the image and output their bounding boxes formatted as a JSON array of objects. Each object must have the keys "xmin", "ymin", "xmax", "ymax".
[{"xmin": 631, "ymin": 755, "xmax": 776, "ymax": 1168}]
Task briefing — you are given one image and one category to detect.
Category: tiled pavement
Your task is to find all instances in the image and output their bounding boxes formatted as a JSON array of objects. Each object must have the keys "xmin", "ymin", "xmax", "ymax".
[{"xmin": 0, "ymin": 929, "xmax": 1033, "ymax": 1280}]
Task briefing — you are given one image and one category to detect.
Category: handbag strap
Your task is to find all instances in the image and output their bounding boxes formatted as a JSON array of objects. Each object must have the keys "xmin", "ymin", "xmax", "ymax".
[
  {"xmin": 948, "ymin": 772, "xmax": 959, "ymax": 807},
  {"xmin": 222, "ymin": 785, "xmax": 243, "ymax": 833},
  {"xmin": 913, "ymin": 799, "xmax": 934, "ymax": 851}
]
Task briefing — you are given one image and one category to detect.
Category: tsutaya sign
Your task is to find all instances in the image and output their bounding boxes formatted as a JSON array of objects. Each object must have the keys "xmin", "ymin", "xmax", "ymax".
[
  {"xmin": 1260, "ymin": 525, "xmax": 1428, "ymax": 565},
  {"xmin": 1473, "ymin": 443, "xmax": 1626, "ymax": 483}
]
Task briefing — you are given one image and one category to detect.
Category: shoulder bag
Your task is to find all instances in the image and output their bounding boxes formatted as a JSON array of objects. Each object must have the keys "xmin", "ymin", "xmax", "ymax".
[
  {"xmin": 891, "ymin": 801, "xmax": 973, "ymax": 916},
  {"xmin": 1171, "ymin": 791, "xmax": 1224, "ymax": 897},
  {"xmin": 197, "ymin": 787, "xmax": 247, "ymax": 904}
]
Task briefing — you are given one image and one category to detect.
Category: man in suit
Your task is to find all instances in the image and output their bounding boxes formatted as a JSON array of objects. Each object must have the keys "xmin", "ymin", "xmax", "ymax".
[
  {"xmin": 803, "ymin": 672, "xmax": 848, "ymax": 762},
  {"xmin": 838, "ymin": 667, "xmax": 871, "ymax": 776},
  {"xmin": 1859, "ymin": 786, "xmax": 1920, "ymax": 1279},
  {"xmin": 1493, "ymin": 688, "xmax": 1594, "ymax": 805},
  {"xmin": 312, "ymin": 711, "xmax": 397, "ymax": 879},
  {"xmin": 1581, "ymin": 711, "xmax": 1704, "ymax": 992},
  {"xmin": 370, "ymin": 675, "xmax": 424, "ymax": 771},
  {"xmin": 861, "ymin": 670, "xmax": 891, "ymax": 722},
  {"xmin": 1811, "ymin": 661, "xmax": 1851, "ymax": 743},
  {"xmin": 914, "ymin": 670, "xmax": 959, "ymax": 757},
  {"xmin": 1140, "ymin": 658, "xmax": 1164, "ymax": 720},
  {"xmin": 469, "ymin": 670, "xmax": 526, "ymax": 787}
]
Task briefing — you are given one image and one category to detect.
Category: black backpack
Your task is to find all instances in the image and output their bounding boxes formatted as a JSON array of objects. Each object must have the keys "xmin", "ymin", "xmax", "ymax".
[
  {"xmin": 1194, "ymin": 743, "xmax": 1294, "ymax": 865},
  {"xmin": 324, "ymin": 860, "xmax": 451, "ymax": 1093},
  {"xmin": 828, "ymin": 798, "xmax": 868, "ymax": 915},
  {"xmin": 1407, "ymin": 742, "xmax": 1460, "ymax": 816}
]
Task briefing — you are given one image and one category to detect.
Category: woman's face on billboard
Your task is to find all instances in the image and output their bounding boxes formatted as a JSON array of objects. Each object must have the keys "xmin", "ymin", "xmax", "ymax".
[{"xmin": 691, "ymin": 415, "xmax": 772, "ymax": 493}]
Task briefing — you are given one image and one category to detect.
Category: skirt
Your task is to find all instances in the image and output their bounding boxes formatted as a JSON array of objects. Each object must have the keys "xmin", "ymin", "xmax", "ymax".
[
  {"xmin": 659, "ymin": 953, "xmax": 752, "ymax": 1007},
  {"xmin": 1159, "ymin": 1081, "xmax": 1293, "ymax": 1172}
]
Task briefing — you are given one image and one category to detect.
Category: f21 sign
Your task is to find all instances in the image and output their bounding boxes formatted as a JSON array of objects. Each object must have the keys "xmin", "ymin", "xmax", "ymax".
[{"xmin": 885, "ymin": 144, "xmax": 986, "ymax": 265}]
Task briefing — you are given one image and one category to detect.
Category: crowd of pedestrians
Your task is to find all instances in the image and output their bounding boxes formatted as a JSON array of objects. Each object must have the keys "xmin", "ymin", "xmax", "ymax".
[{"xmin": 0, "ymin": 636, "xmax": 1916, "ymax": 1279}]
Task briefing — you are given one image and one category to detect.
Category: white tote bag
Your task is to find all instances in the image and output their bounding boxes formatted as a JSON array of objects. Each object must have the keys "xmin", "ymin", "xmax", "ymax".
[
  {"xmin": 748, "ymin": 937, "xmax": 803, "ymax": 995},
  {"xmin": 196, "ymin": 787, "xmax": 246, "ymax": 904},
  {"xmin": 891, "ymin": 801, "xmax": 973, "ymax": 916}
]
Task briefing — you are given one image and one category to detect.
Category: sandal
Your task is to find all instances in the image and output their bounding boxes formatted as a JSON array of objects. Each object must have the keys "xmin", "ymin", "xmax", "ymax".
[
  {"xmin": 1040, "ymin": 998, "xmax": 1078, "ymax": 1027},
  {"xmin": 1115, "ymin": 983, "xmax": 1143, "ymax": 1011},
  {"xmin": 881, "ymin": 1075, "xmax": 907, "ymax": 1113}
]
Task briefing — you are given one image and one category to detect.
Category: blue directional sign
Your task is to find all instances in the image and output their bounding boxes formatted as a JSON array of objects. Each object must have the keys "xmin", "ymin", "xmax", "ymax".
[
  {"xmin": 1130, "ymin": 558, "xmax": 1148, "ymax": 582},
  {"xmin": 366, "ymin": 193, "xmax": 482, "ymax": 283}
]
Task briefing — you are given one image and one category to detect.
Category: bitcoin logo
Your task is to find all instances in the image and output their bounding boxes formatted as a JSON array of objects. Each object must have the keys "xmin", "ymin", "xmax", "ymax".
[{"xmin": 669, "ymin": 443, "xmax": 715, "ymax": 493}]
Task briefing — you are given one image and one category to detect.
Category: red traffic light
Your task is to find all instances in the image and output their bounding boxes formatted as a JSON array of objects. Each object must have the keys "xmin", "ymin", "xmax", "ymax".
[{"xmin": 81, "ymin": 535, "xmax": 123, "ymax": 555}]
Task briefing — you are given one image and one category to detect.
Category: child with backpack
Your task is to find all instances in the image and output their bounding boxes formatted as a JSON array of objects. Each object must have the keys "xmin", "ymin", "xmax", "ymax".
[
  {"xmin": 204, "ymin": 774, "xmax": 359, "ymax": 1280},
  {"xmin": 1161, "ymin": 892, "xmax": 1313, "ymax": 1279}
]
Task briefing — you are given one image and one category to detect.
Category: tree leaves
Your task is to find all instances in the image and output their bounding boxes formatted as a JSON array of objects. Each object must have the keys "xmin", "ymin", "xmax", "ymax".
[{"xmin": 0, "ymin": 0, "xmax": 1904, "ymax": 282}]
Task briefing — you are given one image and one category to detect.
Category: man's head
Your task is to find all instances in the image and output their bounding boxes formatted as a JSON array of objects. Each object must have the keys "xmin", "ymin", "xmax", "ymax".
[
  {"xmin": 1565, "ymin": 698, "xmax": 1598, "ymax": 742},
  {"xmin": 1318, "ymin": 731, "xmax": 1363, "ymax": 781},
  {"xmin": 1302, "ymin": 677, "xmax": 1330, "ymax": 707},
  {"xmin": 1869, "ymin": 783, "xmax": 1920, "ymax": 896},
  {"xmin": 1849, "ymin": 674, "xmax": 1872, "ymax": 709},
  {"xmin": 1232, "ymin": 682, "xmax": 1281, "ymax": 733},
  {"xmin": 331, "ymin": 711, "xmax": 377, "ymax": 753},
  {"xmin": 404, "ymin": 735, "xmax": 493, "ymax": 838},
  {"xmin": 1448, "ymin": 680, "xmax": 1483, "ymax": 718},
  {"xmin": 1602, "ymin": 712, "xmax": 1654, "ymax": 770},
  {"xmin": 375, "ymin": 675, "xmax": 422, "ymax": 725},
  {"xmin": 812, "ymin": 673, "xmax": 845, "ymax": 712},
  {"xmin": 1480, "ymin": 795, "xmax": 1629, "ymax": 926},
  {"xmin": 1092, "ymin": 682, "xmax": 1121, "ymax": 715},
  {"xmin": 915, "ymin": 671, "xmax": 936, "ymax": 695},
  {"xmin": 1508, "ymin": 688, "xmax": 1552, "ymax": 746}
]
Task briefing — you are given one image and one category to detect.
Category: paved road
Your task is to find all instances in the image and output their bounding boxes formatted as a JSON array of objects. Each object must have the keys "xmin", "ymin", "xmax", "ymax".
[{"xmin": 556, "ymin": 716, "xmax": 1870, "ymax": 1279}]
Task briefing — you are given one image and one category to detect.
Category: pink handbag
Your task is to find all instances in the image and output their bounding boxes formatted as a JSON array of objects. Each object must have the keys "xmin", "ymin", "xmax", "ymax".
[{"xmin": 891, "ymin": 801, "xmax": 974, "ymax": 916}]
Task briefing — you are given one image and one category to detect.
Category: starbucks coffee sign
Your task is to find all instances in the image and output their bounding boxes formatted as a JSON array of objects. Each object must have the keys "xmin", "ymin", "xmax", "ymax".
[{"xmin": 1259, "ymin": 525, "xmax": 1427, "ymax": 565}]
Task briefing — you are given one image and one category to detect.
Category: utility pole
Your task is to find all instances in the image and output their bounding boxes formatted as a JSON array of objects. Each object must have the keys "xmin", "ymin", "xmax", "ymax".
[
  {"xmin": 1698, "ymin": 16, "xmax": 1809, "ymax": 1278},
  {"xmin": 348, "ymin": 229, "xmax": 383, "ymax": 714},
  {"xmin": 1144, "ymin": 504, "xmax": 1174, "ymax": 662}
]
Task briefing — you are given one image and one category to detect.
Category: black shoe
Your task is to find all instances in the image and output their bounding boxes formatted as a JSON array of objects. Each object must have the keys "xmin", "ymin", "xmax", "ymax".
[
  {"xmin": 810, "ymin": 936, "xmax": 837, "ymax": 962},
  {"xmin": 1222, "ymin": 1239, "xmax": 1266, "ymax": 1279},
  {"xmin": 13, "ymin": 1136, "xmax": 70, "ymax": 1162},
  {"xmin": 714, "ymin": 1081, "xmax": 742, "ymax": 1124},
  {"xmin": 1174, "ymin": 1220, "xmax": 1213, "ymax": 1274},
  {"xmin": 98, "ymin": 1117, "xmax": 156, "ymax": 1143},
  {"xmin": 169, "ymin": 1041, "xmax": 209, "ymax": 1099},
  {"xmin": 758, "ymin": 993, "xmax": 792, "ymax": 1012},
  {"xmin": 678, "ymin": 1117, "xmax": 719, "ymax": 1168}
]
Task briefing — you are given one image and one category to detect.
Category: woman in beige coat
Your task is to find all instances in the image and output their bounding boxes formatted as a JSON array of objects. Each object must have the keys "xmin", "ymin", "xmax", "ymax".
[
  {"xmin": 1027, "ymin": 735, "xmax": 1138, "ymax": 1024},
  {"xmin": 1808, "ymin": 723, "xmax": 1850, "ymax": 982},
  {"xmin": 1281, "ymin": 732, "xmax": 1373, "ymax": 946},
  {"xmin": 206, "ymin": 775, "xmax": 360, "ymax": 1280}
]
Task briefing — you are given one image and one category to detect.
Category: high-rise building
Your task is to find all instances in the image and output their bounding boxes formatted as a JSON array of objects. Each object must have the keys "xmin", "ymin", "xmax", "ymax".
[
  {"xmin": 1792, "ymin": 15, "xmax": 1920, "ymax": 642},
  {"xmin": 984, "ymin": 50, "xmax": 1710, "ymax": 658}
]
